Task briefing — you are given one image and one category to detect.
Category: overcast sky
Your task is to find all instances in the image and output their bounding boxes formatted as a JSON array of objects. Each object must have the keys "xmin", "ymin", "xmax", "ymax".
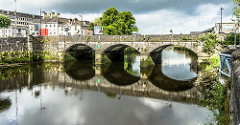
[{"xmin": 0, "ymin": 0, "xmax": 234, "ymax": 34}]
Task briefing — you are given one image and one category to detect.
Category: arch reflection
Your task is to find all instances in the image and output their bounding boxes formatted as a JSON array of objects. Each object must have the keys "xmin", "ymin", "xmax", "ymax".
[
  {"xmin": 64, "ymin": 60, "xmax": 95, "ymax": 81},
  {"xmin": 148, "ymin": 64, "xmax": 196, "ymax": 92},
  {"xmin": 101, "ymin": 62, "xmax": 140, "ymax": 86}
]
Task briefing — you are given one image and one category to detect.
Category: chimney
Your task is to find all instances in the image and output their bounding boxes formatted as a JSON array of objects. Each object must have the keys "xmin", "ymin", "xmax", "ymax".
[
  {"xmin": 43, "ymin": 11, "xmax": 47, "ymax": 19},
  {"xmin": 57, "ymin": 13, "xmax": 60, "ymax": 18},
  {"xmin": 74, "ymin": 18, "xmax": 78, "ymax": 23},
  {"xmin": 51, "ymin": 12, "xmax": 55, "ymax": 18}
]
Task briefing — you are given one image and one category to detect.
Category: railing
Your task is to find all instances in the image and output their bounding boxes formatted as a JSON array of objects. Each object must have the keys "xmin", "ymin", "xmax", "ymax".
[{"xmin": 219, "ymin": 53, "xmax": 232, "ymax": 77}]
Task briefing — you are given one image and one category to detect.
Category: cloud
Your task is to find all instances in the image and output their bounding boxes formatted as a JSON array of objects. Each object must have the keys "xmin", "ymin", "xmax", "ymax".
[
  {"xmin": 135, "ymin": 3, "xmax": 233, "ymax": 34},
  {"xmin": 0, "ymin": 0, "xmax": 234, "ymax": 34},
  {"xmin": 0, "ymin": 0, "xmax": 232, "ymax": 15}
]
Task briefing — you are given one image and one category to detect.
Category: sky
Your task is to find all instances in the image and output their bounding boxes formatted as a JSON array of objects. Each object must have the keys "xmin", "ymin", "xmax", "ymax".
[{"xmin": 0, "ymin": 0, "xmax": 234, "ymax": 34}]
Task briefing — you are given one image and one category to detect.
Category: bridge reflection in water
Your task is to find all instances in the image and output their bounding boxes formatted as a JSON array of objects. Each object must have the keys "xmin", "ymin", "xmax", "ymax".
[
  {"xmin": 0, "ymin": 46, "xmax": 201, "ymax": 105},
  {"xmin": 0, "ymin": 46, "xmax": 214, "ymax": 125}
]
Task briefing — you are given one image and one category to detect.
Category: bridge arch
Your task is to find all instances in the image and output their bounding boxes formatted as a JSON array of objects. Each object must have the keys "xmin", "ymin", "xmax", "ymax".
[
  {"xmin": 149, "ymin": 44, "xmax": 198, "ymax": 64},
  {"xmin": 148, "ymin": 44, "xmax": 198, "ymax": 56},
  {"xmin": 66, "ymin": 44, "xmax": 95, "ymax": 60},
  {"xmin": 103, "ymin": 44, "xmax": 140, "ymax": 62}
]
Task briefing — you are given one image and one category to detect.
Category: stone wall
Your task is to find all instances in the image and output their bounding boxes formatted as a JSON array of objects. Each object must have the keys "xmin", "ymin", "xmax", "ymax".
[
  {"xmin": 0, "ymin": 37, "xmax": 28, "ymax": 52},
  {"xmin": 231, "ymin": 50, "xmax": 240, "ymax": 125},
  {"xmin": 30, "ymin": 34, "xmax": 200, "ymax": 43},
  {"xmin": 0, "ymin": 34, "xmax": 201, "ymax": 54}
]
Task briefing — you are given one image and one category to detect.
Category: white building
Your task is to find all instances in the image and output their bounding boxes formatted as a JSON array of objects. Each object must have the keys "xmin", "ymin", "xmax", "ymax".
[
  {"xmin": 215, "ymin": 22, "xmax": 239, "ymax": 34},
  {"xmin": 0, "ymin": 9, "xmax": 41, "ymax": 37},
  {"xmin": 29, "ymin": 12, "xmax": 93, "ymax": 36}
]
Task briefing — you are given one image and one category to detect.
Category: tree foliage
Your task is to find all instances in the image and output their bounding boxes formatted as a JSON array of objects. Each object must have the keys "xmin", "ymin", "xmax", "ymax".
[
  {"xmin": 233, "ymin": 0, "xmax": 240, "ymax": 18},
  {"xmin": 198, "ymin": 33, "xmax": 219, "ymax": 54},
  {"xmin": 88, "ymin": 7, "xmax": 138, "ymax": 35},
  {"xmin": 223, "ymin": 33, "xmax": 240, "ymax": 46},
  {"xmin": 0, "ymin": 15, "xmax": 11, "ymax": 28}
]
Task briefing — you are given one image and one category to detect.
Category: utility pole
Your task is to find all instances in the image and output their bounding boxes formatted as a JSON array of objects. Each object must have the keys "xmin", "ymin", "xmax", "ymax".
[
  {"xmin": 170, "ymin": 29, "xmax": 173, "ymax": 43},
  {"xmin": 14, "ymin": 0, "xmax": 17, "ymax": 37},
  {"xmin": 220, "ymin": 6, "xmax": 224, "ymax": 33},
  {"xmin": 79, "ymin": 15, "xmax": 83, "ymax": 36},
  {"xmin": 234, "ymin": 18, "xmax": 238, "ymax": 48},
  {"xmin": 40, "ymin": 8, "xmax": 41, "ymax": 36}
]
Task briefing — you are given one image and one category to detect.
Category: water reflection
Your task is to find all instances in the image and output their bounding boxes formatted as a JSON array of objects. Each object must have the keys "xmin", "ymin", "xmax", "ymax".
[
  {"xmin": 0, "ymin": 46, "xmax": 214, "ymax": 125},
  {"xmin": 161, "ymin": 47, "xmax": 198, "ymax": 81},
  {"xmin": 148, "ymin": 64, "xmax": 196, "ymax": 92},
  {"xmin": 64, "ymin": 60, "xmax": 95, "ymax": 81},
  {"xmin": 101, "ymin": 62, "xmax": 140, "ymax": 86},
  {"xmin": 0, "ymin": 98, "xmax": 11, "ymax": 113},
  {"xmin": 0, "ymin": 85, "xmax": 213, "ymax": 125},
  {"xmin": 124, "ymin": 53, "xmax": 140, "ymax": 77}
]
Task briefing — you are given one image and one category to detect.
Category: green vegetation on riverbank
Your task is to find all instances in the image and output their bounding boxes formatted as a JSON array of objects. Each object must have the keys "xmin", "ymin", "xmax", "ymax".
[
  {"xmin": 199, "ymin": 56, "xmax": 230, "ymax": 125},
  {"xmin": 0, "ymin": 51, "xmax": 60, "ymax": 65},
  {"xmin": 198, "ymin": 33, "xmax": 231, "ymax": 124}
]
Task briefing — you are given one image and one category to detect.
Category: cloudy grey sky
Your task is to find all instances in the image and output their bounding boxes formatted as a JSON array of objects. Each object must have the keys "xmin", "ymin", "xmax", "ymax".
[{"xmin": 0, "ymin": 0, "xmax": 234, "ymax": 34}]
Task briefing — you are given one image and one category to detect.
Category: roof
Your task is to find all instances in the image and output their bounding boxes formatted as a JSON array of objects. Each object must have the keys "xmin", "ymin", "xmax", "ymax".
[
  {"xmin": 32, "ymin": 18, "xmax": 89, "ymax": 27},
  {"xmin": 0, "ymin": 9, "xmax": 41, "ymax": 19}
]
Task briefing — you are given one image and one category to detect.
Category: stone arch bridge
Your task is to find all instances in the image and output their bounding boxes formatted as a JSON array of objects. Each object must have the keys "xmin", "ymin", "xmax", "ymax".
[{"xmin": 30, "ymin": 35, "xmax": 206, "ymax": 66}]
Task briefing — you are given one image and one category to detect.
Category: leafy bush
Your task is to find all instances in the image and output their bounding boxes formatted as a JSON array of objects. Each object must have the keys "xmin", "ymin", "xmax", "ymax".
[
  {"xmin": 223, "ymin": 33, "xmax": 240, "ymax": 46},
  {"xmin": 199, "ymin": 33, "xmax": 219, "ymax": 54}
]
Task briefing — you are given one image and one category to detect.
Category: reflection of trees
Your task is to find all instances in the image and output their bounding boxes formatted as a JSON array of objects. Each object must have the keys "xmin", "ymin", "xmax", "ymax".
[
  {"xmin": 0, "ymin": 98, "xmax": 11, "ymax": 113},
  {"xmin": 0, "ymin": 63, "xmax": 46, "ymax": 92},
  {"xmin": 124, "ymin": 53, "xmax": 139, "ymax": 76}
]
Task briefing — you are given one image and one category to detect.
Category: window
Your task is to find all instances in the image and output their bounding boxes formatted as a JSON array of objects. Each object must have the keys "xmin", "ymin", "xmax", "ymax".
[{"xmin": 50, "ymin": 25, "xmax": 51, "ymax": 27}]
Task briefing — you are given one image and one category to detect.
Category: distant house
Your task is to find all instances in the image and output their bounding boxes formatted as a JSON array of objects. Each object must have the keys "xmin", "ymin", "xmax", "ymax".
[
  {"xmin": 0, "ymin": 9, "xmax": 41, "ymax": 38},
  {"xmin": 215, "ymin": 22, "xmax": 238, "ymax": 34},
  {"xmin": 29, "ymin": 12, "xmax": 93, "ymax": 36}
]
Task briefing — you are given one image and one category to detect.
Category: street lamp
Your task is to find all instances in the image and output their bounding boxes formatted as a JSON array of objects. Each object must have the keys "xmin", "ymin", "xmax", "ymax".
[
  {"xmin": 170, "ymin": 29, "xmax": 173, "ymax": 43},
  {"xmin": 14, "ymin": 0, "xmax": 17, "ymax": 37},
  {"xmin": 220, "ymin": 6, "xmax": 224, "ymax": 33}
]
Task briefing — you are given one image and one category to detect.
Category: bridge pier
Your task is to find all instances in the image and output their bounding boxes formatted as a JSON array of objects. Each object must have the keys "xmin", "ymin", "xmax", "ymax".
[
  {"xmin": 140, "ymin": 53, "xmax": 155, "ymax": 68},
  {"xmin": 95, "ymin": 51, "xmax": 112, "ymax": 65}
]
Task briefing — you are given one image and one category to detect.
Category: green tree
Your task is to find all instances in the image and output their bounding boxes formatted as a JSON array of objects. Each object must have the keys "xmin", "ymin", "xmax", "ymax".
[
  {"xmin": 88, "ymin": 7, "xmax": 138, "ymax": 35},
  {"xmin": 88, "ymin": 17, "xmax": 102, "ymax": 30},
  {"xmin": 233, "ymin": 0, "xmax": 240, "ymax": 18},
  {"xmin": 224, "ymin": 33, "xmax": 240, "ymax": 46},
  {"xmin": 0, "ymin": 15, "xmax": 11, "ymax": 28}
]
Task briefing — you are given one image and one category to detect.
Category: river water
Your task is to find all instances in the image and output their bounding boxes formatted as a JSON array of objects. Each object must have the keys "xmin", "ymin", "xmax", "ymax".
[{"xmin": 0, "ymin": 46, "xmax": 213, "ymax": 125}]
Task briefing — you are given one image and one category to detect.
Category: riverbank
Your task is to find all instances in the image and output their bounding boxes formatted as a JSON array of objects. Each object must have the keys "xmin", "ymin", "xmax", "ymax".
[{"xmin": 194, "ymin": 54, "xmax": 231, "ymax": 124}]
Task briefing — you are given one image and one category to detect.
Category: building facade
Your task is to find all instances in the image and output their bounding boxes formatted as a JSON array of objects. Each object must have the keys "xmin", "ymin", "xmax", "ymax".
[
  {"xmin": 215, "ymin": 23, "xmax": 239, "ymax": 34},
  {"xmin": 0, "ymin": 9, "xmax": 41, "ymax": 37},
  {"xmin": 29, "ymin": 12, "xmax": 93, "ymax": 36}
]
